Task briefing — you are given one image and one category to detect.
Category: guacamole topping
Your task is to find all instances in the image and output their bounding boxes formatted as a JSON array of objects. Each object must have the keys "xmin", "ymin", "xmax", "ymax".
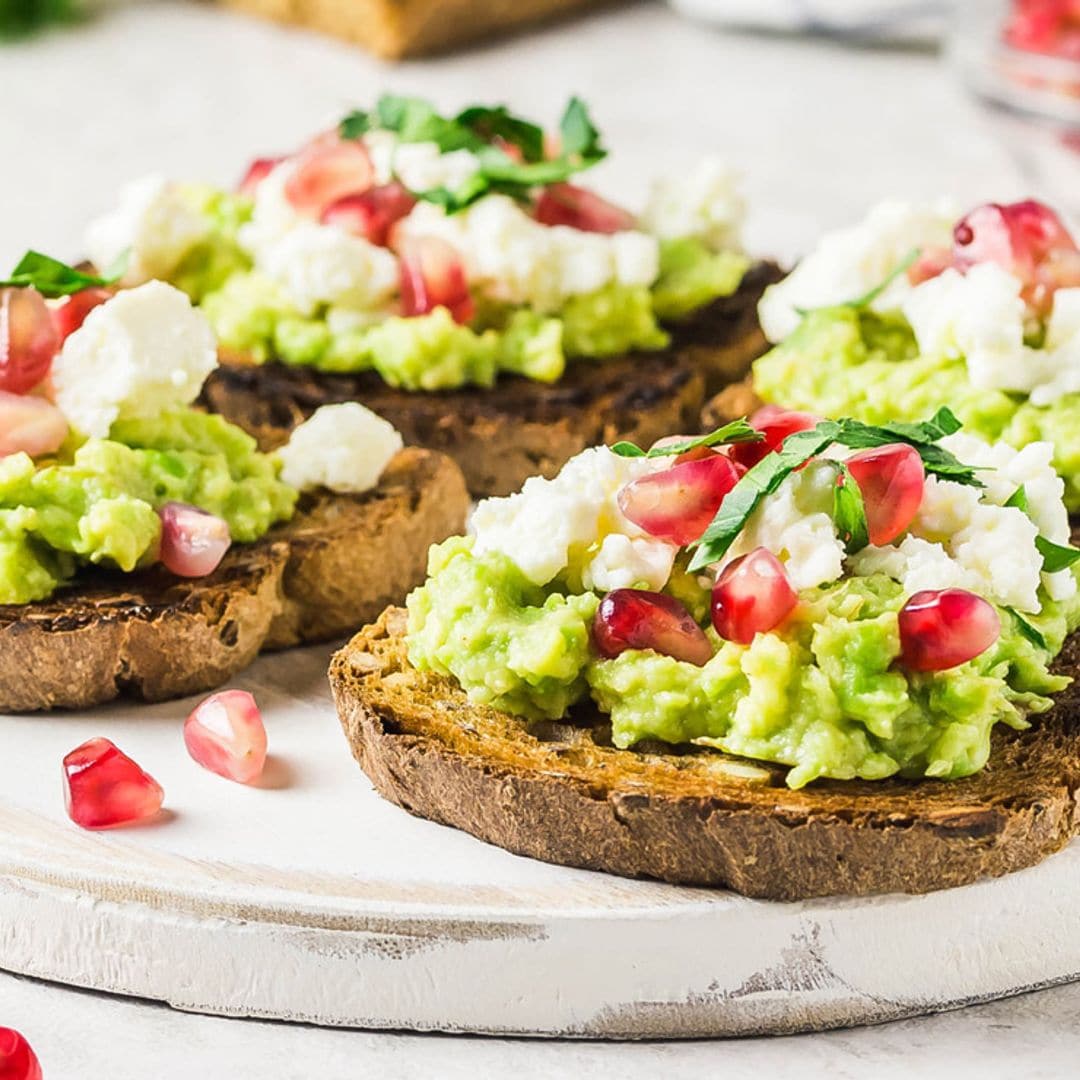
[
  {"xmin": 406, "ymin": 414, "xmax": 1080, "ymax": 788},
  {"xmin": 85, "ymin": 97, "xmax": 750, "ymax": 391},
  {"xmin": 754, "ymin": 198, "xmax": 1080, "ymax": 510}
]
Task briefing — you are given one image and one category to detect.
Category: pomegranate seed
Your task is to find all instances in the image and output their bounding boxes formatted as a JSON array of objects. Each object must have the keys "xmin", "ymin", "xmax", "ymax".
[
  {"xmin": 185, "ymin": 690, "xmax": 267, "ymax": 785},
  {"xmin": 284, "ymin": 140, "xmax": 375, "ymax": 219},
  {"xmin": 535, "ymin": 183, "xmax": 636, "ymax": 234},
  {"xmin": 0, "ymin": 1028, "xmax": 42, "ymax": 1080},
  {"xmin": 321, "ymin": 183, "xmax": 417, "ymax": 247},
  {"xmin": 711, "ymin": 548, "xmax": 798, "ymax": 644},
  {"xmin": 898, "ymin": 589, "xmax": 1001, "ymax": 672},
  {"xmin": 399, "ymin": 236, "xmax": 474, "ymax": 323},
  {"xmin": 0, "ymin": 390, "xmax": 68, "ymax": 459},
  {"xmin": 0, "ymin": 287, "xmax": 58, "ymax": 395},
  {"xmin": 237, "ymin": 156, "xmax": 284, "ymax": 197},
  {"xmin": 158, "ymin": 502, "xmax": 231, "ymax": 578},
  {"xmin": 618, "ymin": 454, "xmax": 743, "ymax": 546},
  {"xmin": 907, "ymin": 245, "xmax": 954, "ymax": 285},
  {"xmin": 63, "ymin": 737, "xmax": 164, "ymax": 830},
  {"xmin": 845, "ymin": 443, "xmax": 925, "ymax": 547},
  {"xmin": 52, "ymin": 286, "xmax": 111, "ymax": 343},
  {"xmin": 593, "ymin": 589, "xmax": 712, "ymax": 666},
  {"xmin": 730, "ymin": 405, "xmax": 822, "ymax": 469}
]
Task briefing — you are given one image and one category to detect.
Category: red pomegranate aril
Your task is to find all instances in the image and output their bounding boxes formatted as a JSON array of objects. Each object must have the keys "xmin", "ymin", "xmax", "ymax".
[
  {"xmin": 711, "ymin": 548, "xmax": 798, "ymax": 644},
  {"xmin": 593, "ymin": 589, "xmax": 712, "ymax": 666},
  {"xmin": 0, "ymin": 287, "xmax": 59, "ymax": 395},
  {"xmin": 0, "ymin": 390, "xmax": 68, "ymax": 458},
  {"xmin": 237, "ymin": 156, "xmax": 284, "ymax": 197},
  {"xmin": 898, "ymin": 589, "xmax": 1001, "ymax": 672},
  {"xmin": 399, "ymin": 236, "xmax": 474, "ymax": 323},
  {"xmin": 185, "ymin": 690, "xmax": 267, "ymax": 785},
  {"xmin": 284, "ymin": 140, "xmax": 375, "ymax": 218},
  {"xmin": 52, "ymin": 286, "xmax": 112, "ymax": 342},
  {"xmin": 158, "ymin": 502, "xmax": 231, "ymax": 578},
  {"xmin": 618, "ymin": 454, "xmax": 743, "ymax": 546},
  {"xmin": 535, "ymin": 183, "xmax": 637, "ymax": 234},
  {"xmin": 907, "ymin": 245, "xmax": 954, "ymax": 286},
  {"xmin": 62, "ymin": 738, "xmax": 164, "ymax": 830},
  {"xmin": 321, "ymin": 183, "xmax": 417, "ymax": 247},
  {"xmin": 0, "ymin": 1028, "xmax": 42, "ymax": 1080},
  {"xmin": 845, "ymin": 443, "xmax": 926, "ymax": 547},
  {"xmin": 730, "ymin": 406, "xmax": 822, "ymax": 469}
]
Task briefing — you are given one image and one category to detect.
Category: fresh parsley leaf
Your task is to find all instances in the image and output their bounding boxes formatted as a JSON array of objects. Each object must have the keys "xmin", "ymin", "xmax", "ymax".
[
  {"xmin": 559, "ymin": 96, "xmax": 603, "ymax": 160},
  {"xmin": 0, "ymin": 250, "xmax": 128, "ymax": 298},
  {"xmin": 1005, "ymin": 485, "xmax": 1030, "ymax": 512},
  {"xmin": 794, "ymin": 248, "xmax": 921, "ymax": 317},
  {"xmin": 610, "ymin": 420, "xmax": 762, "ymax": 460},
  {"xmin": 688, "ymin": 422, "xmax": 840, "ymax": 572},
  {"xmin": 1007, "ymin": 607, "xmax": 1048, "ymax": 650},
  {"xmin": 456, "ymin": 105, "xmax": 544, "ymax": 162},
  {"xmin": 832, "ymin": 462, "xmax": 869, "ymax": 554},
  {"xmin": 339, "ymin": 109, "xmax": 371, "ymax": 140},
  {"xmin": 1035, "ymin": 535, "xmax": 1080, "ymax": 573}
]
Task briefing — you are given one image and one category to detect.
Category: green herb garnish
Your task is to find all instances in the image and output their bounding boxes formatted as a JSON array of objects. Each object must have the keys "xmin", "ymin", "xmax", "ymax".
[
  {"xmin": 611, "ymin": 419, "xmax": 762, "ymax": 459},
  {"xmin": 832, "ymin": 462, "xmax": 869, "ymax": 554},
  {"xmin": 0, "ymin": 250, "xmax": 128, "ymax": 298},
  {"xmin": 1003, "ymin": 485, "xmax": 1080, "ymax": 572},
  {"xmin": 1007, "ymin": 607, "xmax": 1048, "ymax": 651},
  {"xmin": 794, "ymin": 248, "xmax": 921, "ymax": 317}
]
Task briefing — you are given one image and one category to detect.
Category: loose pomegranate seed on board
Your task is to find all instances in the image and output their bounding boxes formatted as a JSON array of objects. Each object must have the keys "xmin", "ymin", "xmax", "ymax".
[
  {"xmin": 284, "ymin": 140, "xmax": 375, "ymax": 219},
  {"xmin": 185, "ymin": 690, "xmax": 268, "ymax": 785},
  {"xmin": 322, "ymin": 183, "xmax": 417, "ymax": 247},
  {"xmin": 845, "ymin": 443, "xmax": 926, "ymax": 547},
  {"xmin": 63, "ymin": 738, "xmax": 164, "ymax": 830},
  {"xmin": 618, "ymin": 454, "xmax": 743, "ymax": 546},
  {"xmin": 730, "ymin": 406, "xmax": 821, "ymax": 470},
  {"xmin": 0, "ymin": 287, "xmax": 59, "ymax": 395},
  {"xmin": 52, "ymin": 286, "xmax": 111, "ymax": 343},
  {"xmin": 535, "ymin": 183, "xmax": 636, "ymax": 234},
  {"xmin": 158, "ymin": 502, "xmax": 231, "ymax": 578},
  {"xmin": 399, "ymin": 236, "xmax": 474, "ymax": 323},
  {"xmin": 0, "ymin": 391, "xmax": 68, "ymax": 459},
  {"xmin": 898, "ymin": 589, "xmax": 1001, "ymax": 672},
  {"xmin": 593, "ymin": 589, "xmax": 713, "ymax": 666},
  {"xmin": 711, "ymin": 548, "xmax": 798, "ymax": 644},
  {"xmin": 0, "ymin": 1028, "xmax": 42, "ymax": 1080}
]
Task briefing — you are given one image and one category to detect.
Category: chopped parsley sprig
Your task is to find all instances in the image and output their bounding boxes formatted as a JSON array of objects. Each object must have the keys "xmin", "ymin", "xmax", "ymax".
[
  {"xmin": 794, "ymin": 247, "xmax": 921, "ymax": 317},
  {"xmin": 338, "ymin": 95, "xmax": 606, "ymax": 214},
  {"xmin": 610, "ymin": 419, "xmax": 762, "ymax": 460},
  {"xmin": 0, "ymin": 250, "xmax": 127, "ymax": 298}
]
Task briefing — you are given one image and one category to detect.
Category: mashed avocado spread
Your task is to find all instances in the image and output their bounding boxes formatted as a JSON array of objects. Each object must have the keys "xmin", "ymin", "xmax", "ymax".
[
  {"xmin": 405, "ymin": 418, "xmax": 1080, "ymax": 788},
  {"xmin": 0, "ymin": 410, "xmax": 296, "ymax": 605}
]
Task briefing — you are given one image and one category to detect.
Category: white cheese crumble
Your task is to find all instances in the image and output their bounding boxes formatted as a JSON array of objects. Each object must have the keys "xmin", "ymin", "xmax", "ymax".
[
  {"xmin": 758, "ymin": 199, "xmax": 957, "ymax": 342},
  {"xmin": 85, "ymin": 175, "xmax": 210, "ymax": 286},
  {"xmin": 470, "ymin": 447, "xmax": 675, "ymax": 589},
  {"xmin": 363, "ymin": 132, "xmax": 481, "ymax": 192},
  {"xmin": 395, "ymin": 195, "xmax": 659, "ymax": 313},
  {"xmin": 277, "ymin": 403, "xmax": 403, "ymax": 494},
  {"xmin": 52, "ymin": 282, "xmax": 218, "ymax": 438},
  {"xmin": 641, "ymin": 156, "xmax": 745, "ymax": 252}
]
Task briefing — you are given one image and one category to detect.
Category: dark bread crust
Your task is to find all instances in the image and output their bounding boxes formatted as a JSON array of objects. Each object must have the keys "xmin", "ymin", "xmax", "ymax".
[
  {"xmin": 201, "ymin": 262, "xmax": 783, "ymax": 497},
  {"xmin": 0, "ymin": 449, "xmax": 467, "ymax": 712},
  {"xmin": 331, "ymin": 607, "xmax": 1080, "ymax": 900}
]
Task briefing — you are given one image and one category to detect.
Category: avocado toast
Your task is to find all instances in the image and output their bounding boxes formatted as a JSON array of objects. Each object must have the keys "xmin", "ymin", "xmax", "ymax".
[
  {"xmin": 0, "ymin": 260, "xmax": 467, "ymax": 711},
  {"xmin": 331, "ymin": 412, "xmax": 1080, "ymax": 899},
  {"xmin": 83, "ymin": 96, "xmax": 781, "ymax": 496}
]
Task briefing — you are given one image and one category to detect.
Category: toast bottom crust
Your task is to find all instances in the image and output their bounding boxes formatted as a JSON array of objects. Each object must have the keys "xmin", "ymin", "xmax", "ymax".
[
  {"xmin": 0, "ymin": 449, "xmax": 467, "ymax": 712},
  {"xmin": 331, "ymin": 607, "xmax": 1080, "ymax": 900}
]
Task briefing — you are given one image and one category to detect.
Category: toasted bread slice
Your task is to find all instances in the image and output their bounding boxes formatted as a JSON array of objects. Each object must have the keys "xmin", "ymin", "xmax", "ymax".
[
  {"xmin": 0, "ymin": 449, "xmax": 466, "ymax": 712},
  {"xmin": 330, "ymin": 607, "xmax": 1080, "ymax": 900},
  {"xmin": 201, "ymin": 262, "xmax": 783, "ymax": 497}
]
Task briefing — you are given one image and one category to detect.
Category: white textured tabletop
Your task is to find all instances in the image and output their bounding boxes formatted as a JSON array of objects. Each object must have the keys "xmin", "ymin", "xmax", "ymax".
[{"xmin": 0, "ymin": 1, "xmax": 1070, "ymax": 1075}]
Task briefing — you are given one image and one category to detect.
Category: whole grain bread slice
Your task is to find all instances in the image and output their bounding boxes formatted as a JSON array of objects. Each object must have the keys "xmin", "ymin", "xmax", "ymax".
[
  {"xmin": 1, "ymin": 449, "xmax": 467, "ymax": 712},
  {"xmin": 330, "ymin": 607, "xmax": 1080, "ymax": 900},
  {"xmin": 201, "ymin": 262, "xmax": 783, "ymax": 497}
]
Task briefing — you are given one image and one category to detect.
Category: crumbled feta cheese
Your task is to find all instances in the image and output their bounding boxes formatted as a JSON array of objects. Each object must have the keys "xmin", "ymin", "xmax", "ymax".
[
  {"xmin": 1027, "ymin": 287, "xmax": 1080, "ymax": 406},
  {"xmin": 255, "ymin": 222, "xmax": 399, "ymax": 315},
  {"xmin": 641, "ymin": 156, "xmax": 745, "ymax": 252},
  {"xmin": 849, "ymin": 536, "xmax": 984, "ymax": 597},
  {"xmin": 85, "ymin": 175, "xmax": 210, "ymax": 286},
  {"xmin": 52, "ymin": 282, "xmax": 218, "ymax": 438},
  {"xmin": 277, "ymin": 403, "xmax": 402, "ymax": 494},
  {"xmin": 238, "ymin": 160, "xmax": 305, "ymax": 260},
  {"xmin": 581, "ymin": 533, "xmax": 677, "ymax": 593},
  {"xmin": 470, "ymin": 447, "xmax": 672, "ymax": 587},
  {"xmin": 391, "ymin": 142, "xmax": 480, "ymax": 194},
  {"xmin": 758, "ymin": 199, "xmax": 957, "ymax": 342},
  {"xmin": 396, "ymin": 195, "xmax": 659, "ymax": 312}
]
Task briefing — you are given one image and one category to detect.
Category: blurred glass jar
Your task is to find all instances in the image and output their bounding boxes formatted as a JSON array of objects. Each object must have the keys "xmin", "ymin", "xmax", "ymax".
[{"xmin": 952, "ymin": 0, "xmax": 1080, "ymax": 218}]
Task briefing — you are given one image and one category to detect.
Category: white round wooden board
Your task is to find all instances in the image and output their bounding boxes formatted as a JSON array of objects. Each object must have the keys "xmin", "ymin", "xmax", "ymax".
[{"xmin": 0, "ymin": 643, "xmax": 1077, "ymax": 1039}]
